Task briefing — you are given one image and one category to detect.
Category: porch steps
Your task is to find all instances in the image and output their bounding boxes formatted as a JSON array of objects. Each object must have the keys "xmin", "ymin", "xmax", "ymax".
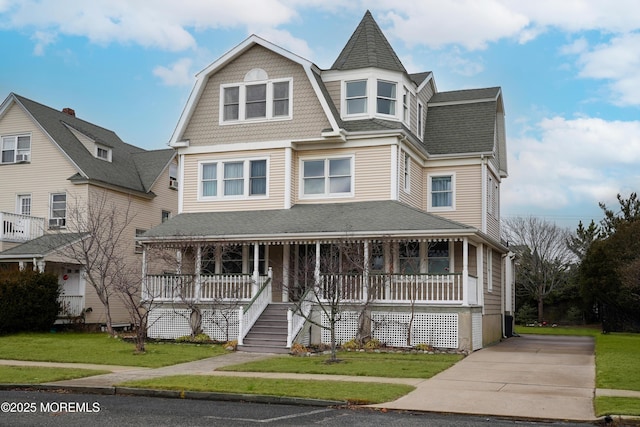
[{"xmin": 238, "ymin": 303, "xmax": 291, "ymax": 354}]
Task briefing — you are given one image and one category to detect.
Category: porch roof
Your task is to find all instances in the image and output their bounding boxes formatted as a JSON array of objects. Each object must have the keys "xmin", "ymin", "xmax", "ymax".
[
  {"xmin": 0, "ymin": 232, "xmax": 87, "ymax": 260},
  {"xmin": 140, "ymin": 201, "xmax": 476, "ymax": 243}
]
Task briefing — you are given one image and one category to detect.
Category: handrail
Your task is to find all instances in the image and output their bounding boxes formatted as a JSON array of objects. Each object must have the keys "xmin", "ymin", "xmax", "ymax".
[
  {"xmin": 238, "ymin": 267, "xmax": 272, "ymax": 345},
  {"xmin": 287, "ymin": 288, "xmax": 313, "ymax": 348},
  {"xmin": 242, "ymin": 277, "xmax": 271, "ymax": 314}
]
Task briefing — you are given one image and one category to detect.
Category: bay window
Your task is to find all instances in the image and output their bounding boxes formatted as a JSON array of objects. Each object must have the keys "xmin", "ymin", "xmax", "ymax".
[
  {"xmin": 377, "ymin": 80, "xmax": 396, "ymax": 115},
  {"xmin": 346, "ymin": 80, "xmax": 367, "ymax": 115}
]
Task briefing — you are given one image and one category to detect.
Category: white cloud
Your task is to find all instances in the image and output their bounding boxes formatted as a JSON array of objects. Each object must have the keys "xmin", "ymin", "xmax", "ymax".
[
  {"xmin": 153, "ymin": 58, "xmax": 193, "ymax": 86},
  {"xmin": 503, "ymin": 116, "xmax": 640, "ymax": 214},
  {"xmin": 31, "ymin": 30, "xmax": 56, "ymax": 56},
  {"xmin": 2, "ymin": 0, "xmax": 300, "ymax": 51}
]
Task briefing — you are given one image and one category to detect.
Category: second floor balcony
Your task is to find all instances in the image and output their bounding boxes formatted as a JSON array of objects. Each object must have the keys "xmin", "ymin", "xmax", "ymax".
[{"xmin": 0, "ymin": 212, "xmax": 45, "ymax": 243}]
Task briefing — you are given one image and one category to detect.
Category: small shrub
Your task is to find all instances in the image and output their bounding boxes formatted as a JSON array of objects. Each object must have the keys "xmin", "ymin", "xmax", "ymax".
[
  {"xmin": 414, "ymin": 343, "xmax": 433, "ymax": 352},
  {"xmin": 364, "ymin": 338, "xmax": 381, "ymax": 350},
  {"xmin": 224, "ymin": 340, "xmax": 237, "ymax": 351},
  {"xmin": 341, "ymin": 339, "xmax": 359, "ymax": 351},
  {"xmin": 515, "ymin": 304, "xmax": 537, "ymax": 325},
  {"xmin": 289, "ymin": 342, "xmax": 309, "ymax": 355},
  {"xmin": 176, "ymin": 333, "xmax": 211, "ymax": 343}
]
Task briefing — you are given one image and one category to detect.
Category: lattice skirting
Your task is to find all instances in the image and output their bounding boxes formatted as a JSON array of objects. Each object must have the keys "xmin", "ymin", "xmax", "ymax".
[
  {"xmin": 320, "ymin": 311, "xmax": 459, "ymax": 349},
  {"xmin": 147, "ymin": 308, "xmax": 239, "ymax": 342}
]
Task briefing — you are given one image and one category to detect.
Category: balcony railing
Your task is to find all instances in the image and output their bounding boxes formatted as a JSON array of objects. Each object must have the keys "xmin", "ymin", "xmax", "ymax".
[{"xmin": 0, "ymin": 212, "xmax": 45, "ymax": 242}]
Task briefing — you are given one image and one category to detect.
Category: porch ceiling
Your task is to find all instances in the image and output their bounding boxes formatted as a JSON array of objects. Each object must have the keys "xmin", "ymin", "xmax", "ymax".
[{"xmin": 139, "ymin": 200, "xmax": 476, "ymax": 244}]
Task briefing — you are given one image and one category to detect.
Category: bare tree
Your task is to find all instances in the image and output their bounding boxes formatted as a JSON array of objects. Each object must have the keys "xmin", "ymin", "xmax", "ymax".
[
  {"xmin": 287, "ymin": 241, "xmax": 376, "ymax": 361},
  {"xmin": 58, "ymin": 189, "xmax": 137, "ymax": 335},
  {"xmin": 502, "ymin": 216, "xmax": 574, "ymax": 322}
]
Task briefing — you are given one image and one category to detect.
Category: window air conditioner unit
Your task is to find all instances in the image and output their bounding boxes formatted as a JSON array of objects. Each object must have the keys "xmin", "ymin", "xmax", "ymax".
[
  {"xmin": 49, "ymin": 218, "xmax": 65, "ymax": 228},
  {"xmin": 169, "ymin": 179, "xmax": 179, "ymax": 190},
  {"xmin": 16, "ymin": 154, "xmax": 30, "ymax": 163}
]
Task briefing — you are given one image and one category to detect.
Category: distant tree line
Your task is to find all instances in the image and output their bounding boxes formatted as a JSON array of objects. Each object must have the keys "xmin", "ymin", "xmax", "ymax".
[{"xmin": 503, "ymin": 192, "xmax": 640, "ymax": 332}]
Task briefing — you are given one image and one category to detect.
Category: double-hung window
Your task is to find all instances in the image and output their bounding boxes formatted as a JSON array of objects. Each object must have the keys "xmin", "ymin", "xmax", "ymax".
[
  {"xmin": 429, "ymin": 174, "xmax": 454, "ymax": 210},
  {"xmin": 221, "ymin": 77, "xmax": 291, "ymax": 123},
  {"xmin": 49, "ymin": 193, "xmax": 66, "ymax": 228},
  {"xmin": 200, "ymin": 159, "xmax": 267, "ymax": 199},
  {"xmin": 1, "ymin": 135, "xmax": 31, "ymax": 163},
  {"xmin": 302, "ymin": 157, "xmax": 352, "ymax": 197},
  {"xmin": 345, "ymin": 80, "xmax": 367, "ymax": 115},
  {"xmin": 377, "ymin": 80, "xmax": 396, "ymax": 115}
]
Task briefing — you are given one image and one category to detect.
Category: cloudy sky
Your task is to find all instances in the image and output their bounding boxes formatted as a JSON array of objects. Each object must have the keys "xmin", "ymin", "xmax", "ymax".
[{"xmin": 2, "ymin": 0, "xmax": 639, "ymax": 230}]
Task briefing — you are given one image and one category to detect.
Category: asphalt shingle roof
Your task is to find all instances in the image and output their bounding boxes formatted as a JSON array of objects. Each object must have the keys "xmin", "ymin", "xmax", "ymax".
[
  {"xmin": 13, "ymin": 94, "xmax": 174, "ymax": 194},
  {"xmin": 331, "ymin": 11, "xmax": 406, "ymax": 73},
  {"xmin": 140, "ymin": 201, "xmax": 474, "ymax": 241},
  {"xmin": 0, "ymin": 233, "xmax": 87, "ymax": 258},
  {"xmin": 429, "ymin": 87, "xmax": 500, "ymax": 104}
]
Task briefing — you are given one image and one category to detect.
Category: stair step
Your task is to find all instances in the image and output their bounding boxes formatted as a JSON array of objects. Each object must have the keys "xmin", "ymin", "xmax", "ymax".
[{"xmin": 238, "ymin": 345, "xmax": 290, "ymax": 354}]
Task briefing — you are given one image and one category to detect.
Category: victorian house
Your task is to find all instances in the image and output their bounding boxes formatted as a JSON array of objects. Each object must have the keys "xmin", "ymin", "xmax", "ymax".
[{"xmin": 139, "ymin": 11, "xmax": 515, "ymax": 352}]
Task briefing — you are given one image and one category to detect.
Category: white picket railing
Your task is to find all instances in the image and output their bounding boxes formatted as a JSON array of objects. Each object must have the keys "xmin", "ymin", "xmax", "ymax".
[
  {"xmin": 144, "ymin": 274, "xmax": 258, "ymax": 302},
  {"xmin": 58, "ymin": 295, "xmax": 84, "ymax": 317},
  {"xmin": 318, "ymin": 273, "xmax": 477, "ymax": 305},
  {"xmin": 0, "ymin": 212, "xmax": 45, "ymax": 242}
]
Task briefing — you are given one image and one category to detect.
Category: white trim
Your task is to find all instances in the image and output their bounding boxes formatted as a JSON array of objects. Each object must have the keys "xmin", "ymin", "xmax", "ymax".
[
  {"xmin": 284, "ymin": 147, "xmax": 292, "ymax": 209},
  {"xmin": 178, "ymin": 154, "xmax": 185, "ymax": 213},
  {"xmin": 403, "ymin": 150, "xmax": 411, "ymax": 194},
  {"xmin": 390, "ymin": 145, "xmax": 398, "ymax": 200},
  {"xmin": 427, "ymin": 172, "xmax": 456, "ymax": 212},
  {"xmin": 416, "ymin": 100, "xmax": 424, "ymax": 140},
  {"xmin": 298, "ymin": 154, "xmax": 355, "ymax": 199},
  {"xmin": 481, "ymin": 158, "xmax": 487, "ymax": 233},
  {"xmin": 16, "ymin": 193, "xmax": 32, "ymax": 216}
]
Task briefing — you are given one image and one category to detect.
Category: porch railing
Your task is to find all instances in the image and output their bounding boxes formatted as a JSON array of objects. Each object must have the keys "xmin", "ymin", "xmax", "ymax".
[
  {"xmin": 319, "ymin": 273, "xmax": 477, "ymax": 305},
  {"xmin": 144, "ymin": 274, "xmax": 258, "ymax": 302},
  {"xmin": 0, "ymin": 212, "xmax": 45, "ymax": 242},
  {"xmin": 58, "ymin": 295, "xmax": 84, "ymax": 317}
]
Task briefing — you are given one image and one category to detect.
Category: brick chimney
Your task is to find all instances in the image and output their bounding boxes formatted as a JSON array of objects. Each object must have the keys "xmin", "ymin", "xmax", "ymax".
[{"xmin": 62, "ymin": 107, "xmax": 76, "ymax": 117}]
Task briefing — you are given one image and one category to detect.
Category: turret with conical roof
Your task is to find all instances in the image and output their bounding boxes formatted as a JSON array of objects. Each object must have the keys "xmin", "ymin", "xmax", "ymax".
[{"xmin": 331, "ymin": 10, "xmax": 406, "ymax": 73}]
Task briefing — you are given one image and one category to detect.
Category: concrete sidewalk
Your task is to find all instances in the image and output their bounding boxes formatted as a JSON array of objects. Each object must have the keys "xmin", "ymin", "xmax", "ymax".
[{"xmin": 3, "ymin": 334, "xmax": 631, "ymax": 421}]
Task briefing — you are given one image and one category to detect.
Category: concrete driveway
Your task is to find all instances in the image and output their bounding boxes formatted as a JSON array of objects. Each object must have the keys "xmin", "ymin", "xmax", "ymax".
[{"xmin": 370, "ymin": 334, "xmax": 596, "ymax": 421}]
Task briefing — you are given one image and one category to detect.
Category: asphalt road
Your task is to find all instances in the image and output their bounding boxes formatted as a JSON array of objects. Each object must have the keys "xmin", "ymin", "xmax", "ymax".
[{"xmin": 0, "ymin": 390, "xmax": 598, "ymax": 427}]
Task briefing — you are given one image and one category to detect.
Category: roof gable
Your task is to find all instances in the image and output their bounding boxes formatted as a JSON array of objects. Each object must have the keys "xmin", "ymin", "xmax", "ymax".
[
  {"xmin": 331, "ymin": 10, "xmax": 406, "ymax": 73},
  {"xmin": 6, "ymin": 93, "xmax": 174, "ymax": 195}
]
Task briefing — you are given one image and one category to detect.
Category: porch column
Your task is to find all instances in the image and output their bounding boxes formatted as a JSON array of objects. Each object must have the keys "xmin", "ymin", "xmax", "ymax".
[
  {"xmin": 282, "ymin": 244, "xmax": 290, "ymax": 302},
  {"xmin": 384, "ymin": 242, "xmax": 391, "ymax": 300},
  {"xmin": 252, "ymin": 243, "xmax": 260, "ymax": 296},
  {"xmin": 195, "ymin": 245, "xmax": 202, "ymax": 303},
  {"xmin": 362, "ymin": 241, "xmax": 369, "ymax": 302},
  {"xmin": 36, "ymin": 259, "xmax": 45, "ymax": 273},
  {"xmin": 462, "ymin": 237, "xmax": 469, "ymax": 306},
  {"xmin": 18, "ymin": 261, "xmax": 25, "ymax": 271},
  {"xmin": 176, "ymin": 250, "xmax": 182, "ymax": 274},
  {"xmin": 141, "ymin": 245, "xmax": 148, "ymax": 301},
  {"xmin": 314, "ymin": 241, "xmax": 321, "ymax": 284}
]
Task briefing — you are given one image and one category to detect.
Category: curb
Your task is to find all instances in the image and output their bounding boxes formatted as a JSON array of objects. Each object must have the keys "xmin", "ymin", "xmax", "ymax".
[{"xmin": 0, "ymin": 384, "xmax": 347, "ymax": 408}]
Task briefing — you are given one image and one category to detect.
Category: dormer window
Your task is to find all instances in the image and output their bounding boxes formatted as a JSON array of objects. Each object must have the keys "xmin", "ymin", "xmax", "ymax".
[
  {"xmin": 1, "ymin": 135, "xmax": 31, "ymax": 164},
  {"xmin": 95, "ymin": 144, "xmax": 111, "ymax": 161},
  {"xmin": 220, "ymin": 68, "xmax": 292, "ymax": 124},
  {"xmin": 342, "ymin": 76, "xmax": 408, "ymax": 121}
]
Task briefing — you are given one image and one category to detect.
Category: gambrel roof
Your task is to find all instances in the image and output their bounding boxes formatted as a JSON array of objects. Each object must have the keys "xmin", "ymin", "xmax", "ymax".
[{"xmin": 1, "ymin": 93, "xmax": 175, "ymax": 196}]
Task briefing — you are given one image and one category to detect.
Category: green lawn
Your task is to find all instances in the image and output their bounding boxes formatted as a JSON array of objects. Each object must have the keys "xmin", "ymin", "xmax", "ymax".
[
  {"xmin": 516, "ymin": 326, "xmax": 640, "ymax": 417},
  {"xmin": 120, "ymin": 375, "xmax": 413, "ymax": 404},
  {"xmin": 217, "ymin": 351, "xmax": 462, "ymax": 378},
  {"xmin": 0, "ymin": 365, "xmax": 109, "ymax": 383},
  {"xmin": 0, "ymin": 332, "xmax": 226, "ymax": 368}
]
